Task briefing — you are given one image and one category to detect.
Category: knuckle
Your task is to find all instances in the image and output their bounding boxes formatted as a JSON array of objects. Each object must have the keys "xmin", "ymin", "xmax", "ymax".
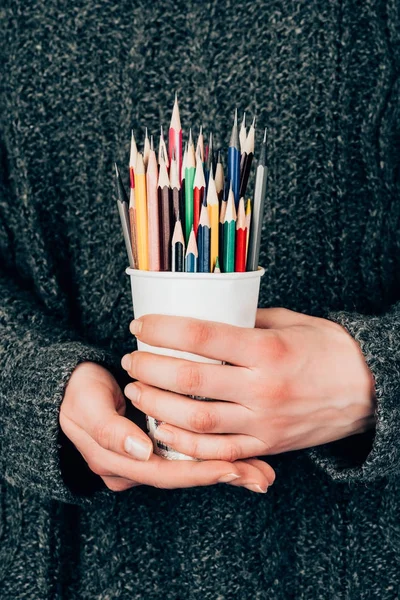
[
  {"xmin": 93, "ymin": 421, "xmax": 116, "ymax": 451},
  {"xmin": 188, "ymin": 320, "xmax": 214, "ymax": 348},
  {"xmin": 88, "ymin": 458, "xmax": 108, "ymax": 477},
  {"xmin": 176, "ymin": 363, "xmax": 203, "ymax": 395},
  {"xmin": 218, "ymin": 443, "xmax": 240, "ymax": 463},
  {"xmin": 189, "ymin": 408, "xmax": 218, "ymax": 433},
  {"xmin": 255, "ymin": 330, "xmax": 288, "ymax": 363}
]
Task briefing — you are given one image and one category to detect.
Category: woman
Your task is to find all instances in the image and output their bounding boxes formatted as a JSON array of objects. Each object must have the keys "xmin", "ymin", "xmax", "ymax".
[{"xmin": 1, "ymin": 0, "xmax": 399, "ymax": 598}]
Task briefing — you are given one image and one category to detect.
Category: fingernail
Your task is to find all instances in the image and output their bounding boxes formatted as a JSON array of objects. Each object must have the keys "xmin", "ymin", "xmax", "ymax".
[
  {"xmin": 243, "ymin": 483, "xmax": 268, "ymax": 494},
  {"xmin": 130, "ymin": 320, "xmax": 143, "ymax": 336},
  {"xmin": 124, "ymin": 436, "xmax": 152, "ymax": 461},
  {"xmin": 121, "ymin": 354, "xmax": 131, "ymax": 371},
  {"xmin": 218, "ymin": 473, "xmax": 241, "ymax": 483},
  {"xmin": 154, "ymin": 427, "xmax": 174, "ymax": 444},
  {"xmin": 126, "ymin": 383, "xmax": 140, "ymax": 403}
]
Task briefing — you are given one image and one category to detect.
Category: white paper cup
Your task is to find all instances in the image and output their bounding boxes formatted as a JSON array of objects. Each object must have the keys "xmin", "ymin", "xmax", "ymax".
[{"xmin": 126, "ymin": 268, "xmax": 265, "ymax": 460}]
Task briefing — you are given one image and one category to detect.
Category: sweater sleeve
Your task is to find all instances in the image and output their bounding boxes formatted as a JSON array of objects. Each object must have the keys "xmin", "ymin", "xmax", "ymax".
[
  {"xmin": 0, "ymin": 269, "xmax": 126, "ymax": 505},
  {"xmin": 307, "ymin": 301, "xmax": 400, "ymax": 483}
]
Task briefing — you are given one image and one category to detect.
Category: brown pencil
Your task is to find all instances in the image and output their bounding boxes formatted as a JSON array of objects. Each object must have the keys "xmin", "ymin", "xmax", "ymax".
[{"xmin": 158, "ymin": 155, "xmax": 172, "ymax": 271}]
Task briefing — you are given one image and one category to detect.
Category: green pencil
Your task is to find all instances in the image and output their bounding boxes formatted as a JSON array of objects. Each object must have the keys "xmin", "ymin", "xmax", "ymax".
[
  {"xmin": 185, "ymin": 130, "xmax": 196, "ymax": 243},
  {"xmin": 223, "ymin": 187, "xmax": 237, "ymax": 272}
]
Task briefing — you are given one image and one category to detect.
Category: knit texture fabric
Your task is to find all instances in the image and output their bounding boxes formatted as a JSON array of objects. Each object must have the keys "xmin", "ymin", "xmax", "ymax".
[{"xmin": 1, "ymin": 0, "xmax": 400, "ymax": 598}]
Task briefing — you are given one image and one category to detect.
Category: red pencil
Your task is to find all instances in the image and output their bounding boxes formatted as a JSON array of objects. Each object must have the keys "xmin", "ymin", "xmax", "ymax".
[
  {"xmin": 235, "ymin": 197, "xmax": 247, "ymax": 272},
  {"xmin": 169, "ymin": 93, "xmax": 183, "ymax": 184}
]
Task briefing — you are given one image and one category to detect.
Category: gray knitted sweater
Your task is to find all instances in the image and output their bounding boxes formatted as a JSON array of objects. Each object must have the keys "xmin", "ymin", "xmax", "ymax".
[{"xmin": 1, "ymin": 0, "xmax": 400, "ymax": 598}]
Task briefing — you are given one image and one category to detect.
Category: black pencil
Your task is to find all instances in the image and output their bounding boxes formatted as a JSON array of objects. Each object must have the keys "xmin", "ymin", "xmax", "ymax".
[{"xmin": 172, "ymin": 219, "xmax": 185, "ymax": 272}]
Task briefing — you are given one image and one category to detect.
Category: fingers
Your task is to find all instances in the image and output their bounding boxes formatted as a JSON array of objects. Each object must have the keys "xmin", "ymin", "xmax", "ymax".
[
  {"xmin": 62, "ymin": 408, "xmax": 273, "ymax": 493},
  {"xmin": 129, "ymin": 315, "xmax": 264, "ymax": 366},
  {"xmin": 122, "ymin": 351, "xmax": 250, "ymax": 402},
  {"xmin": 102, "ymin": 476, "xmax": 141, "ymax": 493},
  {"xmin": 154, "ymin": 423, "xmax": 266, "ymax": 461},
  {"xmin": 256, "ymin": 307, "xmax": 312, "ymax": 329},
  {"xmin": 125, "ymin": 382, "xmax": 250, "ymax": 434},
  {"xmin": 228, "ymin": 458, "xmax": 276, "ymax": 491}
]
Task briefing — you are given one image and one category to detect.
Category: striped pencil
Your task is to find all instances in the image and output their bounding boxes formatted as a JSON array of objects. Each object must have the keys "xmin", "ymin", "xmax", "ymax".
[
  {"xmin": 134, "ymin": 153, "xmax": 148, "ymax": 270},
  {"xmin": 114, "ymin": 163, "xmax": 135, "ymax": 268},
  {"xmin": 228, "ymin": 109, "xmax": 240, "ymax": 208},
  {"xmin": 185, "ymin": 227, "xmax": 198, "ymax": 273},
  {"xmin": 235, "ymin": 197, "xmax": 247, "ymax": 272},
  {"xmin": 247, "ymin": 128, "xmax": 268, "ymax": 271},
  {"xmin": 197, "ymin": 201, "xmax": 211, "ymax": 273},
  {"xmin": 239, "ymin": 113, "xmax": 247, "ymax": 154},
  {"xmin": 172, "ymin": 218, "xmax": 185, "ymax": 272},
  {"xmin": 206, "ymin": 167, "xmax": 219, "ymax": 272},
  {"xmin": 143, "ymin": 127, "xmax": 150, "ymax": 170},
  {"xmin": 158, "ymin": 155, "xmax": 172, "ymax": 271},
  {"xmin": 239, "ymin": 116, "xmax": 255, "ymax": 199},
  {"xmin": 184, "ymin": 131, "xmax": 196, "ymax": 242},
  {"xmin": 146, "ymin": 145, "xmax": 160, "ymax": 271},
  {"xmin": 193, "ymin": 153, "xmax": 205, "ymax": 235},
  {"xmin": 169, "ymin": 93, "xmax": 182, "ymax": 183},
  {"xmin": 223, "ymin": 187, "xmax": 237, "ymax": 272}
]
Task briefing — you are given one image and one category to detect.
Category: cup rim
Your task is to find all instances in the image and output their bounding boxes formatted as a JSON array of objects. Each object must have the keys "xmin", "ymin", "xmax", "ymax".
[{"xmin": 125, "ymin": 267, "xmax": 265, "ymax": 280}]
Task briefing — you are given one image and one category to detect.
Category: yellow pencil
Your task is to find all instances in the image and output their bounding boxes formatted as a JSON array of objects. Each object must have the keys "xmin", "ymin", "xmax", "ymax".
[
  {"xmin": 135, "ymin": 152, "xmax": 149, "ymax": 270},
  {"xmin": 206, "ymin": 168, "xmax": 219, "ymax": 272}
]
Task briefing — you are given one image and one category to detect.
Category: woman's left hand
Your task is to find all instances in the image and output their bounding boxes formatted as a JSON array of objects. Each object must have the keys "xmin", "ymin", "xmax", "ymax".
[{"xmin": 121, "ymin": 308, "xmax": 376, "ymax": 462}]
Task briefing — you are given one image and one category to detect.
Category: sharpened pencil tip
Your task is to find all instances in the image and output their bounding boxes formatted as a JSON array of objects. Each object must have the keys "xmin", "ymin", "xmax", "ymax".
[
  {"xmin": 189, "ymin": 128, "xmax": 193, "ymax": 145},
  {"xmin": 145, "ymin": 127, "xmax": 148, "ymax": 139},
  {"xmin": 252, "ymin": 116, "xmax": 256, "ymax": 128},
  {"xmin": 199, "ymin": 125, "xmax": 203, "ymax": 135},
  {"xmin": 150, "ymin": 135, "xmax": 154, "ymax": 151},
  {"xmin": 114, "ymin": 162, "xmax": 119, "ymax": 177},
  {"xmin": 241, "ymin": 113, "xmax": 246, "ymax": 127},
  {"xmin": 160, "ymin": 124, "xmax": 164, "ymax": 137},
  {"xmin": 234, "ymin": 108, "xmax": 238, "ymax": 126},
  {"xmin": 263, "ymin": 127, "xmax": 267, "ymax": 143}
]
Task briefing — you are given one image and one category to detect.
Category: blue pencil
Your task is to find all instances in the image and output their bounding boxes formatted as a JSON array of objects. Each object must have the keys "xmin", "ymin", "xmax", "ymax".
[
  {"xmin": 197, "ymin": 201, "xmax": 211, "ymax": 272},
  {"xmin": 228, "ymin": 109, "xmax": 240, "ymax": 209},
  {"xmin": 185, "ymin": 227, "xmax": 198, "ymax": 272}
]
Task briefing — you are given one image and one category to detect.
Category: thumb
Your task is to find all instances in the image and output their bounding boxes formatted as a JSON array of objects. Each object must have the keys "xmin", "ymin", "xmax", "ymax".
[
  {"xmin": 256, "ymin": 307, "xmax": 312, "ymax": 329},
  {"xmin": 62, "ymin": 363, "xmax": 154, "ymax": 461}
]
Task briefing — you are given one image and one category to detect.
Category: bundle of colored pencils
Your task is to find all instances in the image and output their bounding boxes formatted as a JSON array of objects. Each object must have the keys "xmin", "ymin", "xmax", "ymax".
[{"xmin": 115, "ymin": 95, "xmax": 267, "ymax": 274}]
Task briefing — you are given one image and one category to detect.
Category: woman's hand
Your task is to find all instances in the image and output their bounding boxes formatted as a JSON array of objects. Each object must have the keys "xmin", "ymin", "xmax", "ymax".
[
  {"xmin": 60, "ymin": 362, "xmax": 274, "ymax": 493},
  {"xmin": 122, "ymin": 308, "xmax": 376, "ymax": 462}
]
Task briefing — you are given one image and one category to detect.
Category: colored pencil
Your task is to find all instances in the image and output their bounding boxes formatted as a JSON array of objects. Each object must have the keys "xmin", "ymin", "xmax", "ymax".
[
  {"xmin": 133, "ymin": 153, "xmax": 148, "ymax": 270},
  {"xmin": 206, "ymin": 167, "xmax": 219, "ymax": 272},
  {"xmin": 146, "ymin": 147, "xmax": 160, "ymax": 271},
  {"xmin": 227, "ymin": 109, "xmax": 240, "ymax": 208},
  {"xmin": 214, "ymin": 256, "xmax": 221, "ymax": 273},
  {"xmin": 114, "ymin": 163, "xmax": 135, "ymax": 268},
  {"xmin": 239, "ymin": 112, "xmax": 247, "ymax": 154},
  {"xmin": 247, "ymin": 128, "xmax": 268, "ymax": 271},
  {"xmin": 158, "ymin": 126, "xmax": 169, "ymax": 169},
  {"xmin": 219, "ymin": 197, "xmax": 227, "ymax": 272},
  {"xmin": 143, "ymin": 127, "xmax": 150, "ymax": 170},
  {"xmin": 245, "ymin": 197, "xmax": 252, "ymax": 260},
  {"xmin": 205, "ymin": 131, "xmax": 214, "ymax": 189},
  {"xmin": 215, "ymin": 150, "xmax": 224, "ymax": 203},
  {"xmin": 130, "ymin": 131, "xmax": 138, "ymax": 180},
  {"xmin": 185, "ymin": 227, "xmax": 198, "ymax": 273},
  {"xmin": 197, "ymin": 201, "xmax": 211, "ymax": 273},
  {"xmin": 196, "ymin": 125, "xmax": 205, "ymax": 164},
  {"xmin": 223, "ymin": 187, "xmax": 237, "ymax": 272},
  {"xmin": 172, "ymin": 218, "xmax": 185, "ymax": 272},
  {"xmin": 235, "ymin": 197, "xmax": 247, "ymax": 272},
  {"xmin": 169, "ymin": 93, "xmax": 183, "ymax": 183},
  {"xmin": 184, "ymin": 131, "xmax": 196, "ymax": 242},
  {"xmin": 193, "ymin": 152, "xmax": 205, "ymax": 235},
  {"xmin": 128, "ymin": 139, "xmax": 139, "ymax": 268},
  {"xmin": 158, "ymin": 155, "xmax": 172, "ymax": 271},
  {"xmin": 170, "ymin": 154, "xmax": 181, "ymax": 220},
  {"xmin": 239, "ymin": 116, "xmax": 255, "ymax": 199}
]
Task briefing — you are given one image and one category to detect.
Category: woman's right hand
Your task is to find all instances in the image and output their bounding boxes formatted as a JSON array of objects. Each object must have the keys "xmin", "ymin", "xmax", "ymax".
[{"xmin": 60, "ymin": 361, "xmax": 275, "ymax": 493}]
